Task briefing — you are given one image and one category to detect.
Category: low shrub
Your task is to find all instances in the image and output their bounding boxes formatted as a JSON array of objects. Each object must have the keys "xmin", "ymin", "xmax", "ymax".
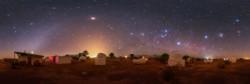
[{"xmin": 159, "ymin": 53, "xmax": 169, "ymax": 64}]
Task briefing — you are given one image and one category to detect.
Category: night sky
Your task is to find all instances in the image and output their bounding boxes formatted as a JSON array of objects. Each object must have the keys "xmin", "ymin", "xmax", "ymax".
[{"xmin": 1, "ymin": 0, "xmax": 250, "ymax": 58}]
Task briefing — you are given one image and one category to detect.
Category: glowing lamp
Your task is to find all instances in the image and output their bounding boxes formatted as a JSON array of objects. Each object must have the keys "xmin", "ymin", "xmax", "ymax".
[{"xmin": 124, "ymin": 55, "xmax": 128, "ymax": 59}]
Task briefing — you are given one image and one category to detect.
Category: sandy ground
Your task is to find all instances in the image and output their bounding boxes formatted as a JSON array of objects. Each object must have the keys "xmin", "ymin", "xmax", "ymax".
[{"xmin": 1, "ymin": 59, "xmax": 250, "ymax": 84}]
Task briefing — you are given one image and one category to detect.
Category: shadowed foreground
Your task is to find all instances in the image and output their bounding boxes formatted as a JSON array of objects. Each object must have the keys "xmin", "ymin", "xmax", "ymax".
[{"xmin": 1, "ymin": 59, "xmax": 250, "ymax": 84}]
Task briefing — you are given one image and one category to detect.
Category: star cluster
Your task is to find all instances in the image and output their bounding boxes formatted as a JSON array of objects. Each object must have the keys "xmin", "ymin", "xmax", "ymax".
[{"xmin": 0, "ymin": 0, "xmax": 250, "ymax": 58}]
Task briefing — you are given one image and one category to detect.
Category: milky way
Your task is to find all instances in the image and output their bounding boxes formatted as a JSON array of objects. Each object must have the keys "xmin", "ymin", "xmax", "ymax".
[{"xmin": 0, "ymin": 0, "xmax": 250, "ymax": 58}]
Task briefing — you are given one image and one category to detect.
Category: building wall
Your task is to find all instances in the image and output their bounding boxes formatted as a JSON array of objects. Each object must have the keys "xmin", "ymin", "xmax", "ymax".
[
  {"xmin": 168, "ymin": 55, "xmax": 185, "ymax": 66},
  {"xmin": 95, "ymin": 57, "xmax": 106, "ymax": 65},
  {"xmin": 58, "ymin": 56, "xmax": 72, "ymax": 64},
  {"xmin": 18, "ymin": 56, "xmax": 28, "ymax": 62},
  {"xmin": 18, "ymin": 56, "xmax": 43, "ymax": 65},
  {"xmin": 31, "ymin": 57, "xmax": 43, "ymax": 65}
]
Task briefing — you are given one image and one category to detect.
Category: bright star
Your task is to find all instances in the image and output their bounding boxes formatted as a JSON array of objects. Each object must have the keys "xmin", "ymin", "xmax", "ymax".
[
  {"xmin": 140, "ymin": 33, "xmax": 145, "ymax": 36},
  {"xmin": 160, "ymin": 34, "xmax": 167, "ymax": 38},
  {"xmin": 204, "ymin": 35, "xmax": 208, "ymax": 39},
  {"xmin": 164, "ymin": 29, "xmax": 168, "ymax": 33},
  {"xmin": 235, "ymin": 18, "xmax": 240, "ymax": 23},
  {"xmin": 236, "ymin": 30, "xmax": 241, "ymax": 36},
  {"xmin": 219, "ymin": 33, "xmax": 224, "ymax": 38},
  {"xmin": 129, "ymin": 32, "xmax": 134, "ymax": 36},
  {"xmin": 237, "ymin": 30, "xmax": 241, "ymax": 34},
  {"xmin": 176, "ymin": 41, "xmax": 181, "ymax": 46},
  {"xmin": 90, "ymin": 16, "xmax": 96, "ymax": 20}
]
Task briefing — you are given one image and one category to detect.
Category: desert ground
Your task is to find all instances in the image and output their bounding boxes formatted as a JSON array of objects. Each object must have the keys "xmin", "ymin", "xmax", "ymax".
[{"xmin": 1, "ymin": 59, "xmax": 250, "ymax": 84}]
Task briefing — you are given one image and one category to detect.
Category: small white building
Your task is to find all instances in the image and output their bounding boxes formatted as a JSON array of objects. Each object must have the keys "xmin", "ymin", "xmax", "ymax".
[{"xmin": 95, "ymin": 53, "xmax": 106, "ymax": 65}]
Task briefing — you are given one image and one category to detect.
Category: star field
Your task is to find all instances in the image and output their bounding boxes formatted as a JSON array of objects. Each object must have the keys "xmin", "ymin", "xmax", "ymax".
[{"xmin": 0, "ymin": 0, "xmax": 250, "ymax": 58}]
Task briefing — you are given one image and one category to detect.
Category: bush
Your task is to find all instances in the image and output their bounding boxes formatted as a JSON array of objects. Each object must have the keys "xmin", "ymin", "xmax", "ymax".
[
  {"xmin": 109, "ymin": 53, "xmax": 115, "ymax": 59},
  {"xmin": 72, "ymin": 56, "xmax": 79, "ymax": 60},
  {"xmin": 217, "ymin": 63, "xmax": 226, "ymax": 69},
  {"xmin": 159, "ymin": 53, "xmax": 169, "ymax": 64},
  {"xmin": 129, "ymin": 54, "xmax": 135, "ymax": 59},
  {"xmin": 236, "ymin": 58, "xmax": 245, "ymax": 63},
  {"xmin": 11, "ymin": 62, "xmax": 19, "ymax": 69},
  {"xmin": 224, "ymin": 60, "xmax": 231, "ymax": 65},
  {"xmin": 182, "ymin": 55, "xmax": 190, "ymax": 67}
]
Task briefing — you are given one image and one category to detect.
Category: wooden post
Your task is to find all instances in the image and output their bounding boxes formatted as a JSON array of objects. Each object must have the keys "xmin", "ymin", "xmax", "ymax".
[{"xmin": 13, "ymin": 52, "xmax": 15, "ymax": 59}]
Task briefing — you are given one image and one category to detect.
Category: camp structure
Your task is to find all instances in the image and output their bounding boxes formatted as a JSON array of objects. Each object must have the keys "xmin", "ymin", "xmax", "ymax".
[
  {"xmin": 95, "ymin": 53, "xmax": 106, "ymax": 65},
  {"xmin": 132, "ymin": 56, "xmax": 148, "ymax": 64},
  {"xmin": 168, "ymin": 54, "xmax": 185, "ymax": 67},
  {"xmin": 79, "ymin": 56, "xmax": 88, "ymax": 61},
  {"xmin": 14, "ymin": 51, "xmax": 44, "ymax": 65},
  {"xmin": 47, "ymin": 55, "xmax": 72, "ymax": 64}
]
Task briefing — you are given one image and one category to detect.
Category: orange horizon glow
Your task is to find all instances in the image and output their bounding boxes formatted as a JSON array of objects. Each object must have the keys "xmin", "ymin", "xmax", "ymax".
[{"xmin": 81, "ymin": 35, "xmax": 110, "ymax": 58}]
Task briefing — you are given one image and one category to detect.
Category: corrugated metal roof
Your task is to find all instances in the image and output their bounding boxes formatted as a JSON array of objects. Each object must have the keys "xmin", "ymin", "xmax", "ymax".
[{"xmin": 14, "ymin": 51, "xmax": 44, "ymax": 57}]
